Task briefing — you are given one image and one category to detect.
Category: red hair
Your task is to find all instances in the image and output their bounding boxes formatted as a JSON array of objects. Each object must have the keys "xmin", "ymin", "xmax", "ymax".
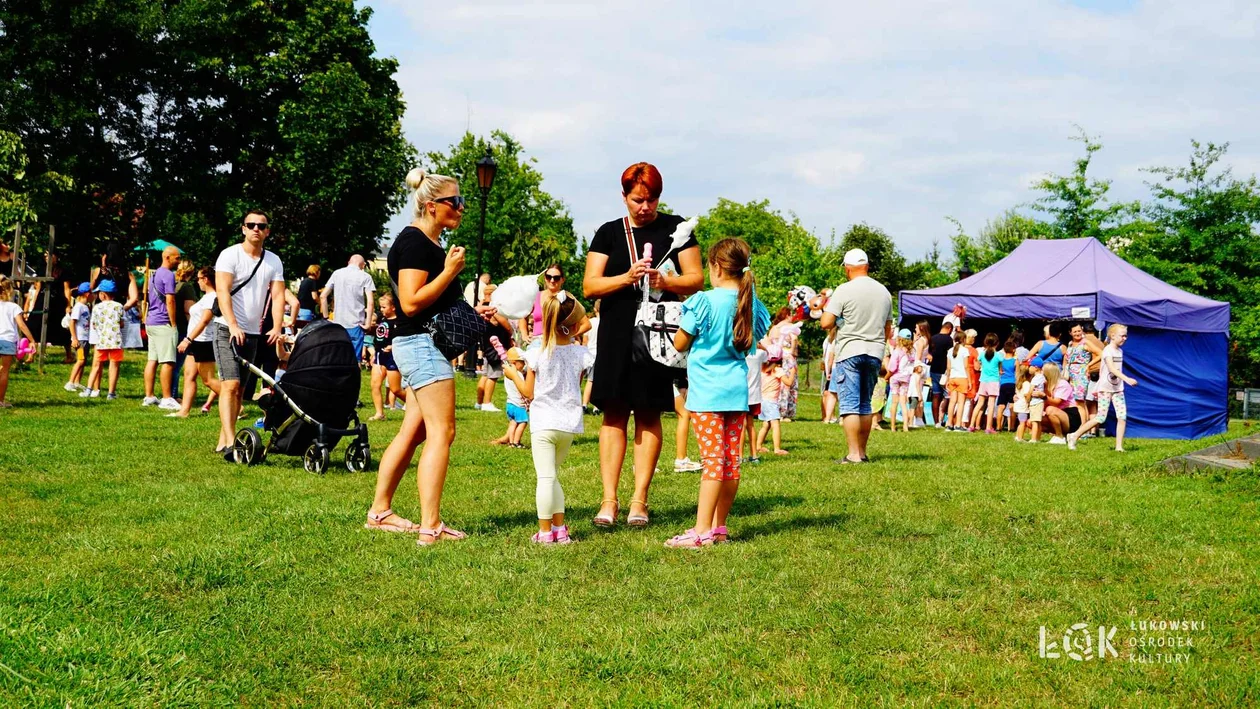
[{"xmin": 620, "ymin": 162, "xmax": 663, "ymax": 200}]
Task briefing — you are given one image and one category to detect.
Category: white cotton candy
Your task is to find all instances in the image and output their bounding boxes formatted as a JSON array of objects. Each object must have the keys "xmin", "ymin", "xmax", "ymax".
[
  {"xmin": 490, "ymin": 274, "xmax": 540, "ymax": 319},
  {"xmin": 659, "ymin": 216, "xmax": 700, "ymax": 262}
]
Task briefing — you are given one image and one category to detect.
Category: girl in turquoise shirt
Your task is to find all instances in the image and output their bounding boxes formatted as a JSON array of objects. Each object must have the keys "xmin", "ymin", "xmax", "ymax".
[{"xmin": 666, "ymin": 238, "xmax": 769, "ymax": 549}]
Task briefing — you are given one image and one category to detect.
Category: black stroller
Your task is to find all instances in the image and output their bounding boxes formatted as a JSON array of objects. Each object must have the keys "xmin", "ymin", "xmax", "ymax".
[{"xmin": 229, "ymin": 319, "xmax": 371, "ymax": 474}]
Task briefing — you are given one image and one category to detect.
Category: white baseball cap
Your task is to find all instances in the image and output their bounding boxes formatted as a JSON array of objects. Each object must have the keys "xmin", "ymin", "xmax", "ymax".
[{"xmin": 843, "ymin": 248, "xmax": 869, "ymax": 266}]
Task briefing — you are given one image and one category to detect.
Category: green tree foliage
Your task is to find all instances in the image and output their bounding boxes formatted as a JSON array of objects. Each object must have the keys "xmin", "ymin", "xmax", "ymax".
[
  {"xmin": 1120, "ymin": 142, "xmax": 1260, "ymax": 387},
  {"xmin": 423, "ymin": 131, "xmax": 580, "ymax": 284},
  {"xmin": 1029, "ymin": 127, "xmax": 1142, "ymax": 242},
  {"xmin": 0, "ymin": 0, "xmax": 412, "ymax": 273},
  {"xmin": 947, "ymin": 210, "xmax": 1052, "ymax": 273},
  {"xmin": 837, "ymin": 222, "xmax": 919, "ymax": 300},
  {"xmin": 693, "ymin": 199, "xmax": 846, "ymax": 358}
]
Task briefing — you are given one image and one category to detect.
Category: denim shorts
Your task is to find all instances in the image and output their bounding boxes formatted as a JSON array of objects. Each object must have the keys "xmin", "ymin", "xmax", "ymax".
[
  {"xmin": 835, "ymin": 354, "xmax": 881, "ymax": 417},
  {"xmin": 393, "ymin": 333, "xmax": 453, "ymax": 391},
  {"xmin": 758, "ymin": 400, "xmax": 782, "ymax": 422},
  {"xmin": 930, "ymin": 373, "xmax": 946, "ymax": 397},
  {"xmin": 0, "ymin": 340, "xmax": 15, "ymax": 356}
]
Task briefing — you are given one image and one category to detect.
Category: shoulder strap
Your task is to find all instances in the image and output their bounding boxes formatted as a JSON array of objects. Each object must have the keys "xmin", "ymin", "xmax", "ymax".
[
  {"xmin": 623, "ymin": 217, "xmax": 649, "ymax": 302},
  {"xmin": 230, "ymin": 248, "xmax": 267, "ymax": 297}
]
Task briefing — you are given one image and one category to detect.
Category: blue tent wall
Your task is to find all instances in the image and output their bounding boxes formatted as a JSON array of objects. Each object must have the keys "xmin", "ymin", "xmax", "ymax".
[{"xmin": 1111, "ymin": 327, "xmax": 1228, "ymax": 440}]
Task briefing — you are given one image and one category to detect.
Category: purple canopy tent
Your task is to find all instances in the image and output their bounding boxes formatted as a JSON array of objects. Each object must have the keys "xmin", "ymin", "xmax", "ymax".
[{"xmin": 899, "ymin": 238, "xmax": 1230, "ymax": 439}]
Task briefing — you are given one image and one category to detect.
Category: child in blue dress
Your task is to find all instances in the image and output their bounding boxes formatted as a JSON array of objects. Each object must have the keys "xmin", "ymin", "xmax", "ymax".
[{"xmin": 666, "ymin": 238, "xmax": 770, "ymax": 548}]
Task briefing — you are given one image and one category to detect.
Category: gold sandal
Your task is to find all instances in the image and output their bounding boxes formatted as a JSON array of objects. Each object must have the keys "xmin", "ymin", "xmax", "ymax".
[
  {"xmin": 627, "ymin": 498, "xmax": 650, "ymax": 527},
  {"xmin": 592, "ymin": 498, "xmax": 619, "ymax": 527}
]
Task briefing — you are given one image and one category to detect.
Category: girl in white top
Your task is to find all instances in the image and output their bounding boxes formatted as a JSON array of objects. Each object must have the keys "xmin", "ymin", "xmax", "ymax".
[
  {"xmin": 172, "ymin": 267, "xmax": 222, "ymax": 418},
  {"xmin": 1012, "ymin": 363, "xmax": 1033, "ymax": 442},
  {"xmin": 1068, "ymin": 324, "xmax": 1137, "ymax": 452},
  {"xmin": 500, "ymin": 291, "xmax": 594, "ymax": 545},
  {"xmin": 0, "ymin": 277, "xmax": 38, "ymax": 408}
]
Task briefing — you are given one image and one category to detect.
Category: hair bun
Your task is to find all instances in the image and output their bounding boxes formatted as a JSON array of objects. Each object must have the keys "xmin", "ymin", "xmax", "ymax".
[{"xmin": 405, "ymin": 167, "xmax": 428, "ymax": 190}]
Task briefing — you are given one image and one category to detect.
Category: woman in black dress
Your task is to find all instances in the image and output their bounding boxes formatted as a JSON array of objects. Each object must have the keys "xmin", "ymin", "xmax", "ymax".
[{"xmin": 583, "ymin": 163, "xmax": 702, "ymax": 527}]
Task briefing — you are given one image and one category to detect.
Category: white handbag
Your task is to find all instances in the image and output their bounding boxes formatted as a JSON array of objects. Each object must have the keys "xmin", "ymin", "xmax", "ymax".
[{"xmin": 623, "ymin": 217, "xmax": 688, "ymax": 370}]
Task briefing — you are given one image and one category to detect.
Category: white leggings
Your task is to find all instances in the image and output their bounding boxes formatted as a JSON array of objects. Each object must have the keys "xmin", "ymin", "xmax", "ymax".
[{"xmin": 531, "ymin": 429, "xmax": 574, "ymax": 519}]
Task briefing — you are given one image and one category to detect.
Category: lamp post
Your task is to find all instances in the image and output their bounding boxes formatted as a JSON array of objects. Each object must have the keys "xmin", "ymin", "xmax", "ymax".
[{"xmin": 464, "ymin": 147, "xmax": 498, "ymax": 376}]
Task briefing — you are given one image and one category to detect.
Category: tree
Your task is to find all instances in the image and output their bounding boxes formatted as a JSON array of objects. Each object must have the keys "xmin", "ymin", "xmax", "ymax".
[
  {"xmin": 947, "ymin": 209, "xmax": 1052, "ymax": 273},
  {"xmin": 0, "ymin": 0, "xmax": 412, "ymax": 273},
  {"xmin": 1029, "ymin": 127, "xmax": 1141, "ymax": 243},
  {"xmin": 1121, "ymin": 141, "xmax": 1260, "ymax": 387},
  {"xmin": 837, "ymin": 222, "xmax": 918, "ymax": 298},
  {"xmin": 423, "ymin": 131, "xmax": 581, "ymax": 283}
]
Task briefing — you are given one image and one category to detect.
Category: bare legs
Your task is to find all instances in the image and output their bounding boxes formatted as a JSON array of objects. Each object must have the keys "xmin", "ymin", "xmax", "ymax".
[
  {"xmin": 372, "ymin": 379, "xmax": 458, "ymax": 530},
  {"xmin": 841, "ymin": 413, "xmax": 872, "ymax": 462},
  {"xmin": 596, "ymin": 405, "xmax": 662, "ymax": 523}
]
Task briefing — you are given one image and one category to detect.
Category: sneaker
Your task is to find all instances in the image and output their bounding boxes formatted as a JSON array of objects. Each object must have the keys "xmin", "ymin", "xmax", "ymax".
[
  {"xmin": 158, "ymin": 398, "xmax": 181, "ymax": 411},
  {"xmin": 393, "ymin": 401, "xmax": 405, "ymax": 411},
  {"xmin": 141, "ymin": 396, "xmax": 159, "ymax": 407},
  {"xmin": 1048, "ymin": 436, "xmax": 1067, "ymax": 445},
  {"xmin": 1066, "ymin": 433, "xmax": 1079, "ymax": 451},
  {"xmin": 531, "ymin": 530, "xmax": 555, "ymax": 545},
  {"xmin": 472, "ymin": 403, "xmax": 481, "ymax": 411},
  {"xmin": 63, "ymin": 381, "xmax": 78, "ymax": 392},
  {"xmin": 79, "ymin": 388, "xmax": 94, "ymax": 398},
  {"xmin": 553, "ymin": 525, "xmax": 572, "ymax": 545},
  {"xmin": 673, "ymin": 457, "xmax": 702, "ymax": 473},
  {"xmin": 480, "ymin": 403, "xmax": 500, "ymax": 413},
  {"xmin": 106, "ymin": 393, "xmax": 118, "ymax": 400},
  {"xmin": 254, "ymin": 417, "xmax": 265, "ymax": 429}
]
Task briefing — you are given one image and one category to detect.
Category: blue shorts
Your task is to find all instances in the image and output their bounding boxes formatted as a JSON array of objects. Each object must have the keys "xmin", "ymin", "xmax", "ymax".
[
  {"xmin": 836, "ymin": 354, "xmax": 882, "ymax": 417},
  {"xmin": 393, "ymin": 333, "xmax": 453, "ymax": 391},
  {"xmin": 758, "ymin": 400, "xmax": 782, "ymax": 422},
  {"xmin": 0, "ymin": 340, "xmax": 15, "ymax": 356},
  {"xmin": 930, "ymin": 373, "xmax": 946, "ymax": 397},
  {"xmin": 506, "ymin": 403, "xmax": 529, "ymax": 423},
  {"xmin": 345, "ymin": 326, "xmax": 365, "ymax": 359},
  {"xmin": 298, "ymin": 308, "xmax": 317, "ymax": 322},
  {"xmin": 376, "ymin": 350, "xmax": 398, "ymax": 372}
]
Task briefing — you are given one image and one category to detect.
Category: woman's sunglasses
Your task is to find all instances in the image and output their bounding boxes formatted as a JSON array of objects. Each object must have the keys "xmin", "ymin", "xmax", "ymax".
[
  {"xmin": 544, "ymin": 274, "xmax": 563, "ymax": 282},
  {"xmin": 433, "ymin": 195, "xmax": 466, "ymax": 209}
]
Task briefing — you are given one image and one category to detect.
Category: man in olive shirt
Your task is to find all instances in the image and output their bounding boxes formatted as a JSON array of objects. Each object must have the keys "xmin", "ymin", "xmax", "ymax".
[{"xmin": 821, "ymin": 249, "xmax": 893, "ymax": 465}]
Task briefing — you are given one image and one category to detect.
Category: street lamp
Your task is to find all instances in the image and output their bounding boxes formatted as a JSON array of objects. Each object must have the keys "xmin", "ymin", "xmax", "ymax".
[{"xmin": 464, "ymin": 147, "xmax": 498, "ymax": 376}]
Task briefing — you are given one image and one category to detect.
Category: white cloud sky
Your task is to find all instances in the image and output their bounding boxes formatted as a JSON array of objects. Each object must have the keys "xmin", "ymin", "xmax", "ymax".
[{"xmin": 363, "ymin": 0, "xmax": 1260, "ymax": 259}]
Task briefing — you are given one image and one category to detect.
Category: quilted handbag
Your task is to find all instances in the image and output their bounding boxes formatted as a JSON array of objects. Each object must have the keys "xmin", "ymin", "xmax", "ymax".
[
  {"xmin": 623, "ymin": 217, "xmax": 688, "ymax": 371},
  {"xmin": 427, "ymin": 297, "xmax": 489, "ymax": 361}
]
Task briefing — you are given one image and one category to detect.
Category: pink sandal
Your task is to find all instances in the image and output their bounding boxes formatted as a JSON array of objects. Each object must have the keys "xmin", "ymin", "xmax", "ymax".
[
  {"xmin": 664, "ymin": 528, "xmax": 713, "ymax": 549},
  {"xmin": 417, "ymin": 522, "xmax": 467, "ymax": 546},
  {"xmin": 712, "ymin": 526, "xmax": 729, "ymax": 544},
  {"xmin": 364, "ymin": 509, "xmax": 420, "ymax": 533}
]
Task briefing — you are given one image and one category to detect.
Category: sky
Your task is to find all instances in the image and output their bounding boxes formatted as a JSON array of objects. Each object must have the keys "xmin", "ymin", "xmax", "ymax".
[{"xmin": 362, "ymin": 0, "xmax": 1260, "ymax": 259}]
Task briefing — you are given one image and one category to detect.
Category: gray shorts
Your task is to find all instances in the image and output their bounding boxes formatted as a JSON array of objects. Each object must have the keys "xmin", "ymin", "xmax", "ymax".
[{"xmin": 213, "ymin": 323, "xmax": 264, "ymax": 384}]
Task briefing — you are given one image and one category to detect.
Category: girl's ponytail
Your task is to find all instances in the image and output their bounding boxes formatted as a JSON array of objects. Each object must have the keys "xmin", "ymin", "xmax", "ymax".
[
  {"xmin": 708, "ymin": 238, "xmax": 755, "ymax": 351},
  {"xmin": 541, "ymin": 291, "xmax": 583, "ymax": 353}
]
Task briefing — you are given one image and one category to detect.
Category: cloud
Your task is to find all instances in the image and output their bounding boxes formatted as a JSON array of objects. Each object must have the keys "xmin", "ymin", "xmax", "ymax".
[{"xmin": 365, "ymin": 0, "xmax": 1260, "ymax": 257}]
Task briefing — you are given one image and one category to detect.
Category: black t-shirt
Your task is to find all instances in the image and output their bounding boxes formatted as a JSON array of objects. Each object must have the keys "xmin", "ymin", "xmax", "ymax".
[
  {"xmin": 297, "ymin": 277, "xmax": 319, "ymax": 311},
  {"xmin": 929, "ymin": 333, "xmax": 954, "ymax": 374},
  {"xmin": 174, "ymin": 280, "xmax": 198, "ymax": 334},
  {"xmin": 374, "ymin": 318, "xmax": 394, "ymax": 350},
  {"xmin": 588, "ymin": 213, "xmax": 697, "ymax": 307},
  {"xmin": 387, "ymin": 226, "xmax": 461, "ymax": 338}
]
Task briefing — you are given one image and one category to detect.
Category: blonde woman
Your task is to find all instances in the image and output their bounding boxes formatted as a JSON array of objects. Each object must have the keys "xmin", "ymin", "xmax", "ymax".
[{"xmin": 366, "ymin": 168, "xmax": 497, "ymax": 545}]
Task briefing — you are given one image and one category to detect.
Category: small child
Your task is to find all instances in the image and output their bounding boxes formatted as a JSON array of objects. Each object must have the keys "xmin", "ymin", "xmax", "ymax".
[
  {"xmin": 666, "ymin": 237, "xmax": 770, "ymax": 549},
  {"xmin": 1012, "ymin": 363, "xmax": 1032, "ymax": 442},
  {"xmin": 1026, "ymin": 361, "xmax": 1046, "ymax": 443},
  {"xmin": 755, "ymin": 358, "xmax": 794, "ymax": 456},
  {"xmin": 887, "ymin": 329, "xmax": 913, "ymax": 432},
  {"xmin": 744, "ymin": 345, "xmax": 768, "ymax": 463},
  {"xmin": 0, "ymin": 277, "xmax": 39, "ymax": 408},
  {"xmin": 81, "ymin": 279, "xmax": 125, "ymax": 400},
  {"xmin": 907, "ymin": 357, "xmax": 925, "ymax": 429},
  {"xmin": 64, "ymin": 281, "xmax": 94, "ymax": 392},
  {"xmin": 1068, "ymin": 324, "xmax": 1137, "ymax": 452},
  {"xmin": 368, "ymin": 294, "xmax": 402, "ymax": 421},
  {"xmin": 494, "ymin": 348, "xmax": 530, "ymax": 448},
  {"xmin": 499, "ymin": 293, "xmax": 593, "ymax": 544}
]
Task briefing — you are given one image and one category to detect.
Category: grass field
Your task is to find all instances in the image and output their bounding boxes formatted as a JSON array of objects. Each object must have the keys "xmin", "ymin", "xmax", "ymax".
[{"xmin": 2, "ymin": 354, "xmax": 1258, "ymax": 707}]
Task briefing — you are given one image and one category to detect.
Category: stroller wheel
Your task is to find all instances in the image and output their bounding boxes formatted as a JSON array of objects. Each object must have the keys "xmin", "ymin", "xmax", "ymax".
[
  {"xmin": 303, "ymin": 444, "xmax": 330, "ymax": 475},
  {"xmin": 234, "ymin": 428, "xmax": 264, "ymax": 466},
  {"xmin": 345, "ymin": 440, "xmax": 372, "ymax": 473}
]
